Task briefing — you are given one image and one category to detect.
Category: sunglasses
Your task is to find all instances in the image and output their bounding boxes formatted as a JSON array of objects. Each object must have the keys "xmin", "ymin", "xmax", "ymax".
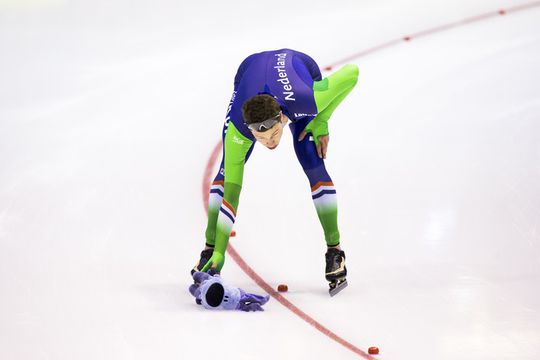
[{"xmin": 246, "ymin": 112, "xmax": 282, "ymax": 132}]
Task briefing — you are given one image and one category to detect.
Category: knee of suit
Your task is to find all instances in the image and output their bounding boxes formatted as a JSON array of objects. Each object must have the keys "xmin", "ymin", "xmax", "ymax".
[{"xmin": 304, "ymin": 165, "xmax": 333, "ymax": 187}]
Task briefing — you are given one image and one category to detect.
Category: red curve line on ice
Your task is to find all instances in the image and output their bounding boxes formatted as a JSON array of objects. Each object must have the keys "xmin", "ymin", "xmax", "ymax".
[
  {"xmin": 202, "ymin": 142, "xmax": 376, "ymax": 360},
  {"xmin": 323, "ymin": 1, "xmax": 540, "ymax": 70},
  {"xmin": 201, "ymin": 3, "xmax": 540, "ymax": 358}
]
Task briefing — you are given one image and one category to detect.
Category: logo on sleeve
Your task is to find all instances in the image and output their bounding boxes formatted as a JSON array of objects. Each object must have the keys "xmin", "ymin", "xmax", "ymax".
[{"xmin": 232, "ymin": 135, "xmax": 245, "ymax": 145}]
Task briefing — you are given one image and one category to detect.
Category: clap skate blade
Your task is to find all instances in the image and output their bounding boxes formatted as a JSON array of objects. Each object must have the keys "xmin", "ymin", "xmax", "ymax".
[{"xmin": 329, "ymin": 279, "xmax": 348, "ymax": 297}]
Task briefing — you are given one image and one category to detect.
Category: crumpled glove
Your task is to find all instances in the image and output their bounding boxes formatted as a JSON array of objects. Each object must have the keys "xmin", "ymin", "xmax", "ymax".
[
  {"xmin": 237, "ymin": 290, "xmax": 270, "ymax": 312},
  {"xmin": 189, "ymin": 271, "xmax": 212, "ymax": 291},
  {"xmin": 238, "ymin": 302, "xmax": 264, "ymax": 312},
  {"xmin": 200, "ymin": 251, "xmax": 225, "ymax": 273},
  {"xmin": 189, "ymin": 272, "xmax": 270, "ymax": 311}
]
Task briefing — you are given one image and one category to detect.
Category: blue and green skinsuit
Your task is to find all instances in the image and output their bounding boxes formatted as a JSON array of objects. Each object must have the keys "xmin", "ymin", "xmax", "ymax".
[{"xmin": 202, "ymin": 49, "xmax": 358, "ymax": 271}]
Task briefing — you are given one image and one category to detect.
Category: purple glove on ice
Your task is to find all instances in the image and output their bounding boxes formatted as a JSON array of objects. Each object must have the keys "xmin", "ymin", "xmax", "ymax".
[
  {"xmin": 237, "ymin": 289, "xmax": 269, "ymax": 312},
  {"xmin": 189, "ymin": 272, "xmax": 270, "ymax": 311}
]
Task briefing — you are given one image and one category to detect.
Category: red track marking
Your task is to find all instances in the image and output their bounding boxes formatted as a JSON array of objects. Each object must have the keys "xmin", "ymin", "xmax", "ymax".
[
  {"xmin": 324, "ymin": 1, "xmax": 540, "ymax": 70},
  {"xmin": 201, "ymin": 3, "xmax": 540, "ymax": 358},
  {"xmin": 202, "ymin": 143, "xmax": 376, "ymax": 360},
  {"xmin": 227, "ymin": 245, "xmax": 377, "ymax": 359}
]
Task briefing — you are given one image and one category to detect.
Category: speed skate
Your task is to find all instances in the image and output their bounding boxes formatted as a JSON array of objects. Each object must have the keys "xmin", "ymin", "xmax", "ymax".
[
  {"xmin": 329, "ymin": 278, "xmax": 348, "ymax": 296},
  {"xmin": 325, "ymin": 248, "xmax": 348, "ymax": 296}
]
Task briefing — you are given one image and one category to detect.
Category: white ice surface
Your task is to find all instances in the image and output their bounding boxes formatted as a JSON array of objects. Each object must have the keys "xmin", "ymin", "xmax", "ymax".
[{"xmin": 1, "ymin": 1, "xmax": 540, "ymax": 359}]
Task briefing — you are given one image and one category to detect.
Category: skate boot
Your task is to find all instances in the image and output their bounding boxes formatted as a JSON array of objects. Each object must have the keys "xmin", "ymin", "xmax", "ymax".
[
  {"xmin": 325, "ymin": 248, "xmax": 348, "ymax": 296},
  {"xmin": 191, "ymin": 248, "xmax": 216, "ymax": 277},
  {"xmin": 191, "ymin": 248, "xmax": 216, "ymax": 306}
]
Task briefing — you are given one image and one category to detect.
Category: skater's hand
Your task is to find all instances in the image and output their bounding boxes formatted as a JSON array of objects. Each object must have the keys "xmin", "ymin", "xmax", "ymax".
[
  {"xmin": 317, "ymin": 134, "xmax": 329, "ymax": 160},
  {"xmin": 200, "ymin": 251, "xmax": 224, "ymax": 272},
  {"xmin": 298, "ymin": 131, "xmax": 329, "ymax": 159},
  {"xmin": 298, "ymin": 119, "xmax": 330, "ymax": 159}
]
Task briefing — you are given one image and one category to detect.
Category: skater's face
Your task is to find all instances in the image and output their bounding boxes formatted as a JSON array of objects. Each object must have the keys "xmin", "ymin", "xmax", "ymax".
[{"xmin": 251, "ymin": 114, "xmax": 288, "ymax": 150}]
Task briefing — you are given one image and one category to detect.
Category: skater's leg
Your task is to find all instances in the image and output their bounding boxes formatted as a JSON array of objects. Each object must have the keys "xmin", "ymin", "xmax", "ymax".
[
  {"xmin": 291, "ymin": 119, "xmax": 347, "ymax": 293},
  {"xmin": 290, "ymin": 119, "xmax": 340, "ymax": 247}
]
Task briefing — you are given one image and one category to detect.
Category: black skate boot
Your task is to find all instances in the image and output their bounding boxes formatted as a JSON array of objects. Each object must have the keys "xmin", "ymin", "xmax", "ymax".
[
  {"xmin": 325, "ymin": 248, "xmax": 348, "ymax": 296},
  {"xmin": 191, "ymin": 248, "xmax": 217, "ymax": 306},
  {"xmin": 191, "ymin": 248, "xmax": 216, "ymax": 276}
]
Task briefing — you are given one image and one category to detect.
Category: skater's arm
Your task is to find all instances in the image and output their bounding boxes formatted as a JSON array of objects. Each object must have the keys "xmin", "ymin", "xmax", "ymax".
[
  {"xmin": 312, "ymin": 64, "xmax": 359, "ymax": 123},
  {"xmin": 202, "ymin": 122, "xmax": 253, "ymax": 272},
  {"xmin": 298, "ymin": 64, "xmax": 359, "ymax": 158}
]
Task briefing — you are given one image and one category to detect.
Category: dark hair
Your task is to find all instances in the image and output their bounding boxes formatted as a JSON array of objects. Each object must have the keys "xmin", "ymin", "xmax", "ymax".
[{"xmin": 241, "ymin": 94, "xmax": 281, "ymax": 124}]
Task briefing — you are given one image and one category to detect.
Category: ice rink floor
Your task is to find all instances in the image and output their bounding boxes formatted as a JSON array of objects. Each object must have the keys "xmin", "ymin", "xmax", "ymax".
[{"xmin": 1, "ymin": 1, "xmax": 540, "ymax": 359}]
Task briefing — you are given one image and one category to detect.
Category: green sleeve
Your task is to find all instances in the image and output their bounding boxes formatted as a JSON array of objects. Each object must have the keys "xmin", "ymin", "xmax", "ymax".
[
  {"xmin": 303, "ymin": 64, "xmax": 359, "ymax": 144},
  {"xmin": 214, "ymin": 122, "xmax": 253, "ymax": 256},
  {"xmin": 314, "ymin": 64, "xmax": 359, "ymax": 120}
]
